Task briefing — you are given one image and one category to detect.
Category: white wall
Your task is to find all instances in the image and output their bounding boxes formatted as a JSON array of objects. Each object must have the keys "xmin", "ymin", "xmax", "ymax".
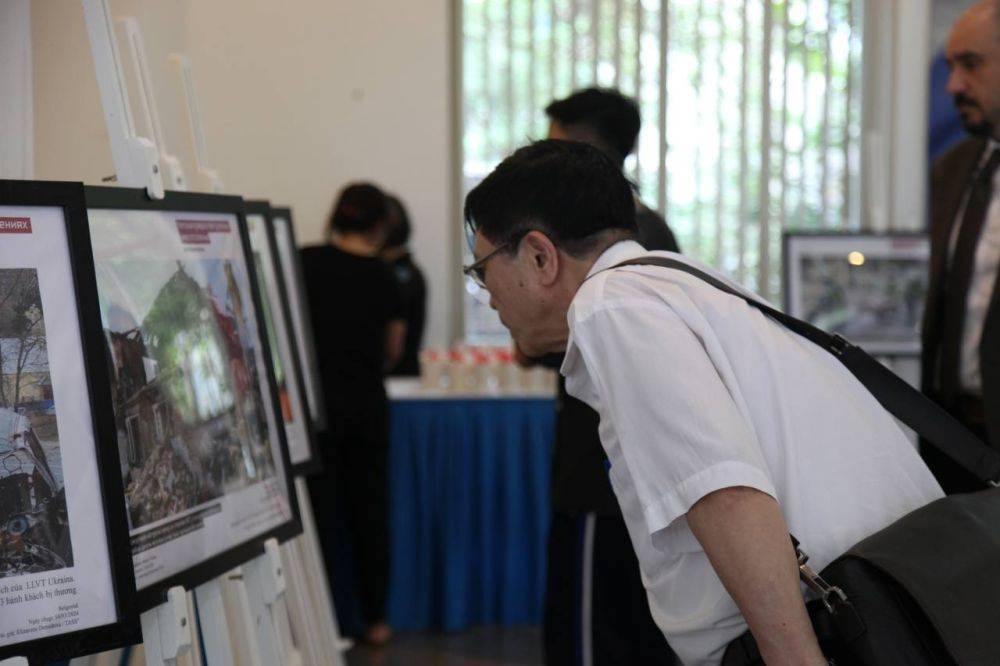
[
  {"xmin": 858, "ymin": 0, "xmax": 936, "ymax": 391},
  {"xmin": 32, "ymin": 0, "xmax": 456, "ymax": 347},
  {"xmin": 0, "ymin": 0, "xmax": 33, "ymax": 179},
  {"xmin": 932, "ymin": 0, "xmax": 978, "ymax": 51},
  {"xmin": 861, "ymin": 0, "xmax": 932, "ymax": 234}
]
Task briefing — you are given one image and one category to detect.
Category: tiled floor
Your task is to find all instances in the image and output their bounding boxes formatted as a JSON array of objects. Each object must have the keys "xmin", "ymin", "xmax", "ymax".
[{"xmin": 345, "ymin": 625, "xmax": 543, "ymax": 666}]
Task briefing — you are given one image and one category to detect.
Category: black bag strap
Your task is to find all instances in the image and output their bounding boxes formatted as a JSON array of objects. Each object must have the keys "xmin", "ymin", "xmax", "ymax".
[{"xmin": 601, "ymin": 256, "xmax": 1000, "ymax": 487}]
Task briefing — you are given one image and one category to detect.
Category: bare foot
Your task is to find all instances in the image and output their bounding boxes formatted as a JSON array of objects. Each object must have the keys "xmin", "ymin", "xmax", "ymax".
[{"xmin": 365, "ymin": 622, "xmax": 393, "ymax": 647}]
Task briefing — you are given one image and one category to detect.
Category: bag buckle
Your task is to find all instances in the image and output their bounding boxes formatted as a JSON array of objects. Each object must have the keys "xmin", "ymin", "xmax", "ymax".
[
  {"xmin": 830, "ymin": 334, "xmax": 851, "ymax": 357},
  {"xmin": 796, "ymin": 548, "xmax": 849, "ymax": 614}
]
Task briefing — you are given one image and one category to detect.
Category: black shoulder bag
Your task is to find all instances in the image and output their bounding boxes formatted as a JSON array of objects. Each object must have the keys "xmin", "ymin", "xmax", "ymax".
[{"xmin": 607, "ymin": 257, "xmax": 1000, "ymax": 666}]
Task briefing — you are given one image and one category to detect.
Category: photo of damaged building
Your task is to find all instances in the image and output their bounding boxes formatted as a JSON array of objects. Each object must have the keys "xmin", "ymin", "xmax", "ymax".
[{"xmin": 102, "ymin": 260, "xmax": 277, "ymax": 530}]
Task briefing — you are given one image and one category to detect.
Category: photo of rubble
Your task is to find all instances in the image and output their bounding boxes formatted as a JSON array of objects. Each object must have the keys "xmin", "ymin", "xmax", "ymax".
[
  {"xmin": 0, "ymin": 269, "xmax": 73, "ymax": 578},
  {"xmin": 799, "ymin": 255, "xmax": 927, "ymax": 350},
  {"xmin": 95, "ymin": 259, "xmax": 278, "ymax": 530}
]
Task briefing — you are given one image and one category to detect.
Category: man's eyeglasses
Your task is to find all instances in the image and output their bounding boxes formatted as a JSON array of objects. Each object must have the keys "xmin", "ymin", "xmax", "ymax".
[{"xmin": 462, "ymin": 231, "xmax": 529, "ymax": 289}]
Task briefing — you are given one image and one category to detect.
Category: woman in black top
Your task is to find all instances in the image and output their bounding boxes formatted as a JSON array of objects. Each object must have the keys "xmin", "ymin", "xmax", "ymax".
[{"xmin": 301, "ymin": 183, "xmax": 404, "ymax": 646}]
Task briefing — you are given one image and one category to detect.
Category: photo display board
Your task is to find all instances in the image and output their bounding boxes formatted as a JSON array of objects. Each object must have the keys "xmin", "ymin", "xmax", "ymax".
[
  {"xmin": 0, "ymin": 181, "xmax": 137, "ymax": 661},
  {"xmin": 270, "ymin": 207, "xmax": 326, "ymax": 435},
  {"xmin": 244, "ymin": 201, "xmax": 318, "ymax": 474},
  {"xmin": 84, "ymin": 187, "xmax": 300, "ymax": 611},
  {"xmin": 783, "ymin": 232, "xmax": 930, "ymax": 356}
]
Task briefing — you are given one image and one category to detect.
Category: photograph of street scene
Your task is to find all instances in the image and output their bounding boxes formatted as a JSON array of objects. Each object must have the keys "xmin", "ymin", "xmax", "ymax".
[
  {"xmin": 0, "ymin": 269, "xmax": 73, "ymax": 578},
  {"xmin": 95, "ymin": 258, "xmax": 278, "ymax": 530},
  {"xmin": 800, "ymin": 255, "xmax": 927, "ymax": 351}
]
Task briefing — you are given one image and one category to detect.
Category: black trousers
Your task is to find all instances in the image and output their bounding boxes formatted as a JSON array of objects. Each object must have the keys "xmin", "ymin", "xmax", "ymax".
[
  {"xmin": 310, "ymin": 403, "xmax": 390, "ymax": 627},
  {"xmin": 544, "ymin": 511, "xmax": 677, "ymax": 666}
]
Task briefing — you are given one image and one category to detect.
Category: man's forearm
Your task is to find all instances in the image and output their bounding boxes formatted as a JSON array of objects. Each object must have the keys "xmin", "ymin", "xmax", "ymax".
[{"xmin": 687, "ymin": 486, "xmax": 826, "ymax": 665}]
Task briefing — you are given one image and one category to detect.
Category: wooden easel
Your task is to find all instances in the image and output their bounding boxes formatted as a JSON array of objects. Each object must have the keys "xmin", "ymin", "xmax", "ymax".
[{"xmin": 72, "ymin": 3, "xmax": 344, "ymax": 664}]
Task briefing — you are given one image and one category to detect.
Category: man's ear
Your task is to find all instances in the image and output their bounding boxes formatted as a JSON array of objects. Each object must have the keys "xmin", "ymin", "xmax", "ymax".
[{"xmin": 521, "ymin": 230, "xmax": 560, "ymax": 286}]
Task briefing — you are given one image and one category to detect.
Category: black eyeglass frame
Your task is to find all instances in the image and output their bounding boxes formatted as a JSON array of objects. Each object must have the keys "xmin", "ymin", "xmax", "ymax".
[{"xmin": 462, "ymin": 229, "xmax": 533, "ymax": 288}]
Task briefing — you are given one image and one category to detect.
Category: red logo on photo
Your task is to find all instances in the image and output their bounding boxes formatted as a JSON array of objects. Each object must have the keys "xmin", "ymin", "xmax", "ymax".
[
  {"xmin": 176, "ymin": 219, "xmax": 231, "ymax": 245},
  {"xmin": 0, "ymin": 217, "xmax": 32, "ymax": 234}
]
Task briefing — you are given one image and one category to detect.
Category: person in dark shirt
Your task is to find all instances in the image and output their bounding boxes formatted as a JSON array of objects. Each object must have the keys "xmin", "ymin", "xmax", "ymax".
[
  {"xmin": 540, "ymin": 87, "xmax": 680, "ymax": 666},
  {"xmin": 381, "ymin": 195, "xmax": 427, "ymax": 377},
  {"xmin": 301, "ymin": 182, "xmax": 405, "ymax": 646},
  {"xmin": 547, "ymin": 87, "xmax": 680, "ymax": 254}
]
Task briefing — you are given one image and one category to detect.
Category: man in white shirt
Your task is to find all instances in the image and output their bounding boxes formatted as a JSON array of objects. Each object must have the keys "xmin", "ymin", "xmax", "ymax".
[
  {"xmin": 463, "ymin": 140, "xmax": 943, "ymax": 664},
  {"xmin": 921, "ymin": 0, "xmax": 1000, "ymax": 494}
]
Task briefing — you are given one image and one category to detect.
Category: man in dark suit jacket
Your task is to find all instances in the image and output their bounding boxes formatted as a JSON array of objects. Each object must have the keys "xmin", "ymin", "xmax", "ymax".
[
  {"xmin": 538, "ymin": 88, "xmax": 679, "ymax": 666},
  {"xmin": 921, "ymin": 0, "xmax": 1000, "ymax": 494}
]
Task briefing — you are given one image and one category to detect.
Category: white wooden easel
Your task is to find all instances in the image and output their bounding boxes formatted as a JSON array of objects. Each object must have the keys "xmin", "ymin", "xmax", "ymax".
[
  {"xmin": 117, "ymin": 16, "xmax": 185, "ymax": 192},
  {"xmin": 160, "ymin": 38, "xmax": 347, "ymax": 666},
  {"xmin": 292, "ymin": 477, "xmax": 350, "ymax": 664},
  {"xmin": 169, "ymin": 54, "xmax": 224, "ymax": 195},
  {"xmin": 72, "ymin": 3, "xmax": 314, "ymax": 665},
  {"xmin": 163, "ymin": 37, "xmax": 347, "ymax": 666},
  {"xmin": 163, "ymin": 31, "xmax": 347, "ymax": 666}
]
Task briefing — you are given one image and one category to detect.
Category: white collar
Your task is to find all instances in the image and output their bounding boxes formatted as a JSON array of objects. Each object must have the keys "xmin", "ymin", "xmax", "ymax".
[
  {"xmin": 584, "ymin": 240, "xmax": 648, "ymax": 280},
  {"xmin": 985, "ymin": 138, "xmax": 1000, "ymax": 162},
  {"xmin": 978, "ymin": 139, "xmax": 1000, "ymax": 178},
  {"xmin": 561, "ymin": 240, "xmax": 648, "ymax": 378}
]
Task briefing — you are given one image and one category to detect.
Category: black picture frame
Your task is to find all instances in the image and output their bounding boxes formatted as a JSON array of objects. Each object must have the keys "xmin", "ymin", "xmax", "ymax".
[
  {"xmin": 269, "ymin": 205, "xmax": 328, "ymax": 438},
  {"xmin": 244, "ymin": 200, "xmax": 321, "ymax": 476},
  {"xmin": 84, "ymin": 186, "xmax": 302, "ymax": 612},
  {"xmin": 782, "ymin": 230, "xmax": 930, "ymax": 357},
  {"xmin": 0, "ymin": 180, "xmax": 140, "ymax": 663}
]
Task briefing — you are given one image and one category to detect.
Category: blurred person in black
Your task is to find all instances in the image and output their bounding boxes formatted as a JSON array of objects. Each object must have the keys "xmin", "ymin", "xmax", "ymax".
[
  {"xmin": 301, "ymin": 182, "xmax": 405, "ymax": 646},
  {"xmin": 381, "ymin": 194, "xmax": 427, "ymax": 377},
  {"xmin": 537, "ymin": 87, "xmax": 680, "ymax": 665}
]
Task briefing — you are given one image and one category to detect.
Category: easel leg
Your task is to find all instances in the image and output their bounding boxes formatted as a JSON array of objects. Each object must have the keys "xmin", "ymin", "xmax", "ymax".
[
  {"xmin": 140, "ymin": 587, "xmax": 192, "ymax": 666},
  {"xmin": 0, "ymin": 658, "xmax": 28, "ymax": 666},
  {"xmin": 241, "ymin": 540, "xmax": 300, "ymax": 666},
  {"xmin": 295, "ymin": 477, "xmax": 349, "ymax": 663},
  {"xmin": 194, "ymin": 578, "xmax": 234, "ymax": 666},
  {"xmin": 281, "ymin": 539, "xmax": 323, "ymax": 665}
]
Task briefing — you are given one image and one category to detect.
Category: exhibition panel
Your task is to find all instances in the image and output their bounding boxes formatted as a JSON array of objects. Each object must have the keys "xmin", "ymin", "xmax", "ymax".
[
  {"xmin": 783, "ymin": 232, "xmax": 930, "ymax": 356},
  {"xmin": 83, "ymin": 186, "xmax": 302, "ymax": 612},
  {"xmin": 0, "ymin": 180, "xmax": 138, "ymax": 661},
  {"xmin": 245, "ymin": 201, "xmax": 320, "ymax": 474},
  {"xmin": 270, "ymin": 206, "xmax": 327, "ymax": 435}
]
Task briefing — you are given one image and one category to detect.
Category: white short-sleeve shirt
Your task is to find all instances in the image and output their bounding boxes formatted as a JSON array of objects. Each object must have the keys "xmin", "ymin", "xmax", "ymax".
[{"xmin": 561, "ymin": 241, "xmax": 944, "ymax": 665}]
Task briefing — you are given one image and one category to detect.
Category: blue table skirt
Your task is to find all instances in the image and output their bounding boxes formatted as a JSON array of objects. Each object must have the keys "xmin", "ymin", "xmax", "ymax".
[{"xmin": 388, "ymin": 398, "xmax": 555, "ymax": 632}]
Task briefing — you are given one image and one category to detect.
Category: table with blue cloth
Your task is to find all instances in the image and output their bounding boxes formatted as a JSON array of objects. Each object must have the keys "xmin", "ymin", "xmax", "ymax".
[{"xmin": 388, "ymin": 393, "xmax": 555, "ymax": 632}]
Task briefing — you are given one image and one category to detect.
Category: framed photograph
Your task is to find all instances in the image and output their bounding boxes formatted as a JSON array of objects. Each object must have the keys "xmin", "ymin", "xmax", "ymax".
[
  {"xmin": 84, "ymin": 186, "xmax": 301, "ymax": 611},
  {"xmin": 244, "ymin": 201, "xmax": 320, "ymax": 475},
  {"xmin": 783, "ymin": 232, "xmax": 930, "ymax": 356},
  {"xmin": 270, "ymin": 206, "xmax": 326, "ymax": 436},
  {"xmin": 0, "ymin": 180, "xmax": 138, "ymax": 661}
]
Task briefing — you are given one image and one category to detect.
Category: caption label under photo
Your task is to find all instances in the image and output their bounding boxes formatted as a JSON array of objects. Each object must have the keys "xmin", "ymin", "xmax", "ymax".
[{"xmin": 0, "ymin": 573, "xmax": 81, "ymax": 642}]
